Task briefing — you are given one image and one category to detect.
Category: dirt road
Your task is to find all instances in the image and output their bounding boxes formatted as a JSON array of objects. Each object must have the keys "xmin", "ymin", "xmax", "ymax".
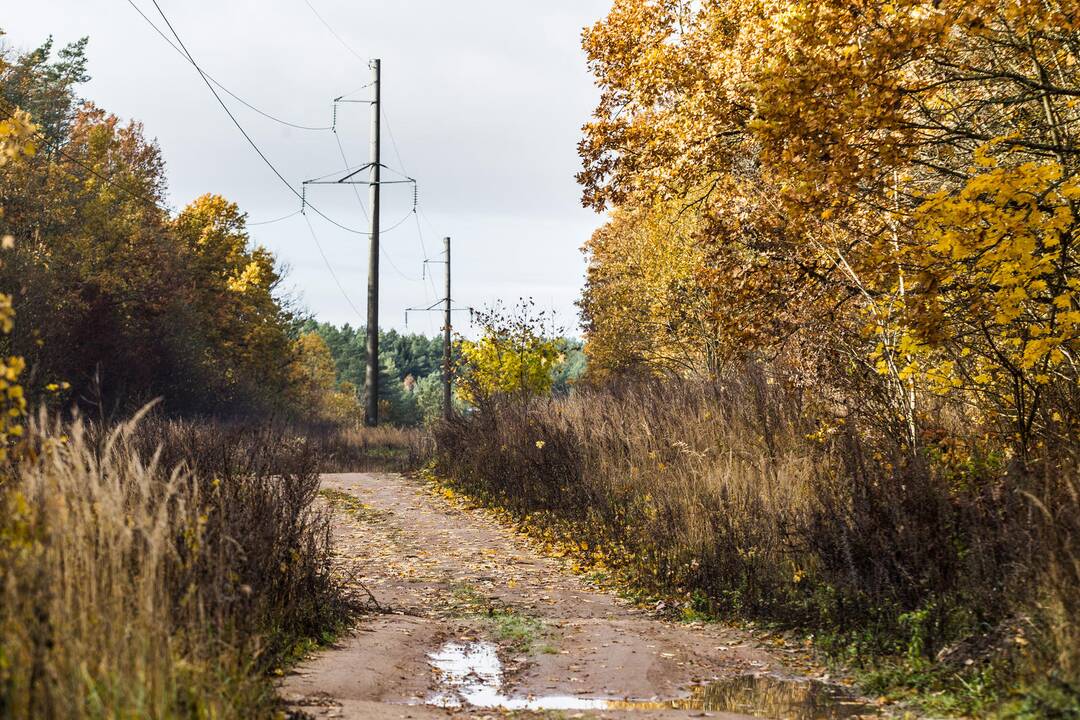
[{"xmin": 280, "ymin": 473, "xmax": 878, "ymax": 719}]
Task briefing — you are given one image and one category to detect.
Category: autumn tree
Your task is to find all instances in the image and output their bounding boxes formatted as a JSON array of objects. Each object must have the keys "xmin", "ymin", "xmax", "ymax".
[
  {"xmin": 0, "ymin": 38, "xmax": 315, "ymax": 420},
  {"xmin": 171, "ymin": 194, "xmax": 294, "ymax": 411},
  {"xmin": 579, "ymin": 0, "xmax": 1079, "ymax": 455},
  {"xmin": 288, "ymin": 332, "xmax": 363, "ymax": 424},
  {"xmin": 0, "ymin": 84, "xmax": 35, "ymax": 456},
  {"xmin": 457, "ymin": 301, "xmax": 563, "ymax": 405}
]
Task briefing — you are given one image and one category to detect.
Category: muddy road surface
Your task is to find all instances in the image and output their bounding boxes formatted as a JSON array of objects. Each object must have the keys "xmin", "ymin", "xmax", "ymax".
[{"xmin": 280, "ymin": 473, "xmax": 880, "ymax": 719}]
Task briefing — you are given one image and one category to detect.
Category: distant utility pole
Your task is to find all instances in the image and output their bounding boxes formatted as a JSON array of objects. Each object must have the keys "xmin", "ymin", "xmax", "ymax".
[
  {"xmin": 442, "ymin": 236, "xmax": 452, "ymax": 420},
  {"xmin": 365, "ymin": 58, "xmax": 382, "ymax": 426},
  {"xmin": 406, "ymin": 236, "xmax": 469, "ymax": 421}
]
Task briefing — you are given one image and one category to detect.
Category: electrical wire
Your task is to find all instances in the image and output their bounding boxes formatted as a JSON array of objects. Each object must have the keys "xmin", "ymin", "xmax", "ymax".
[
  {"xmin": 148, "ymin": 0, "xmax": 373, "ymax": 237},
  {"xmin": 248, "ymin": 209, "xmax": 301, "ymax": 226},
  {"xmin": 302, "ymin": 212, "xmax": 366, "ymax": 320},
  {"xmin": 381, "ymin": 106, "xmax": 410, "ymax": 178},
  {"xmin": 381, "ymin": 105, "xmax": 438, "ymax": 286},
  {"xmin": 332, "ymin": 131, "xmax": 368, "ymax": 221},
  {"xmin": 334, "ymin": 82, "xmax": 373, "ymax": 101},
  {"xmin": 300, "ymin": 0, "xmax": 367, "ymax": 63},
  {"xmin": 126, "ymin": 0, "xmax": 334, "ymax": 131}
]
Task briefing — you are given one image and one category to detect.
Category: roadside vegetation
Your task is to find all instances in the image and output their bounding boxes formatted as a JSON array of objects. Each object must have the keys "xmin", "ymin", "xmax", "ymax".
[
  {"xmin": 435, "ymin": 1, "xmax": 1080, "ymax": 717},
  {"xmin": 0, "ymin": 35, "xmax": 426, "ymax": 718},
  {"xmin": 0, "ymin": 411, "xmax": 354, "ymax": 718}
]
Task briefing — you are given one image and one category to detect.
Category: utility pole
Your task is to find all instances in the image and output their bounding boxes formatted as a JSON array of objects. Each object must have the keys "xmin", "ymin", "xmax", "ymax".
[
  {"xmin": 365, "ymin": 58, "xmax": 381, "ymax": 426},
  {"xmin": 303, "ymin": 59, "xmax": 418, "ymax": 426},
  {"xmin": 406, "ymin": 237, "xmax": 469, "ymax": 421},
  {"xmin": 442, "ymin": 236, "xmax": 452, "ymax": 420}
]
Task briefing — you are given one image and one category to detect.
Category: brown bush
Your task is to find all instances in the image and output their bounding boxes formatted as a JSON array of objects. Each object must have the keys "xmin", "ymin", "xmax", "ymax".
[
  {"xmin": 0, "ymin": 408, "xmax": 355, "ymax": 718},
  {"xmin": 434, "ymin": 367, "xmax": 1078, "ymax": 685}
]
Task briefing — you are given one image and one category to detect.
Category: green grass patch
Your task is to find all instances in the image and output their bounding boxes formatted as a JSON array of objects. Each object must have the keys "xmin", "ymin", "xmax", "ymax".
[{"xmin": 447, "ymin": 581, "xmax": 550, "ymax": 654}]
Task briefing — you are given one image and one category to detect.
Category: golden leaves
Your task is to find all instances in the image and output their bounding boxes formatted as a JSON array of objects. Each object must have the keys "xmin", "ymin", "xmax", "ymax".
[
  {"xmin": 580, "ymin": 0, "xmax": 1079, "ymax": 448},
  {"xmin": 0, "ymin": 107, "xmax": 35, "ymax": 458}
]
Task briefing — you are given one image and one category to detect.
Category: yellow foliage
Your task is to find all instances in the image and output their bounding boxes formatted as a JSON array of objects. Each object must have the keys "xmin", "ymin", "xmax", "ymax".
[
  {"xmin": 579, "ymin": 0, "xmax": 1080, "ymax": 450},
  {"xmin": 288, "ymin": 332, "xmax": 363, "ymax": 424},
  {"xmin": 458, "ymin": 331, "xmax": 561, "ymax": 404},
  {"xmin": 0, "ymin": 105, "xmax": 35, "ymax": 458}
]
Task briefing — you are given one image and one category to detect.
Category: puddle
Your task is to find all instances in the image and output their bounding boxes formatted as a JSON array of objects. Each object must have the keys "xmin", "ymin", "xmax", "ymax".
[
  {"xmin": 426, "ymin": 641, "xmax": 610, "ymax": 711},
  {"xmin": 660, "ymin": 675, "xmax": 877, "ymax": 718},
  {"xmin": 426, "ymin": 640, "xmax": 878, "ymax": 717}
]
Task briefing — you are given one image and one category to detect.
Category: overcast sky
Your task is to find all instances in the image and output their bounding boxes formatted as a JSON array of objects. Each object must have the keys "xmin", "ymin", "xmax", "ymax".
[{"xmin": 3, "ymin": 1, "xmax": 611, "ymax": 337}]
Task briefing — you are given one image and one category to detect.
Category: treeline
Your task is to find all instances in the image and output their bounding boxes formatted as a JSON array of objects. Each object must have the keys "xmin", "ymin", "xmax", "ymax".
[
  {"xmin": 437, "ymin": 1, "xmax": 1079, "ymax": 715},
  {"xmin": 306, "ymin": 319, "xmax": 587, "ymax": 425},
  {"xmin": 1, "ymin": 37, "xmax": 293, "ymax": 417},
  {"xmin": 0, "ymin": 35, "xmax": 362, "ymax": 718}
]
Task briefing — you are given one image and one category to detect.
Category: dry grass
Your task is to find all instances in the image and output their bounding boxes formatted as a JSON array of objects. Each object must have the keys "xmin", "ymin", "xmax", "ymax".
[
  {"xmin": 309, "ymin": 424, "xmax": 434, "ymax": 473},
  {"xmin": 434, "ymin": 368, "xmax": 1079, "ymax": 708},
  {"xmin": 0, "ymin": 408, "xmax": 354, "ymax": 718}
]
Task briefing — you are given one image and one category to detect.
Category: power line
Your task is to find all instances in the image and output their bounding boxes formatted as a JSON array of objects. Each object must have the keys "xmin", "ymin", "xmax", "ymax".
[
  {"xmin": 382, "ymin": 105, "xmax": 431, "ymax": 262},
  {"xmin": 300, "ymin": 0, "xmax": 367, "ymax": 63},
  {"xmin": 248, "ymin": 209, "xmax": 301, "ymax": 226},
  {"xmin": 332, "ymin": 130, "xmax": 368, "ymax": 221},
  {"xmin": 382, "ymin": 106, "xmax": 410, "ymax": 178},
  {"xmin": 302, "ymin": 212, "xmax": 365, "ymax": 320},
  {"xmin": 126, "ymin": 0, "xmax": 334, "ymax": 131},
  {"xmin": 147, "ymin": 0, "xmax": 373, "ymax": 237}
]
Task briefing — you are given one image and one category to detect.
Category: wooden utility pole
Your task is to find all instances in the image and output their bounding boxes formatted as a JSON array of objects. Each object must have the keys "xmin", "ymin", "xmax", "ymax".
[
  {"xmin": 365, "ymin": 58, "xmax": 381, "ymax": 426},
  {"xmin": 442, "ymin": 236, "xmax": 452, "ymax": 420},
  {"xmin": 406, "ymin": 237, "xmax": 467, "ymax": 421}
]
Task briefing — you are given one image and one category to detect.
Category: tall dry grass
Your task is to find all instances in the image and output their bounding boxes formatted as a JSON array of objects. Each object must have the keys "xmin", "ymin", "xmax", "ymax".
[
  {"xmin": 434, "ymin": 368, "xmax": 1079, "ymax": 694},
  {"xmin": 0, "ymin": 409, "xmax": 354, "ymax": 718},
  {"xmin": 306, "ymin": 424, "xmax": 434, "ymax": 473}
]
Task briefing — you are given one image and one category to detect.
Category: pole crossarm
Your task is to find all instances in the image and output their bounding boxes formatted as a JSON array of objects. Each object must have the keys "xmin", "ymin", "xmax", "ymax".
[
  {"xmin": 302, "ymin": 163, "xmax": 414, "ymax": 185},
  {"xmin": 406, "ymin": 300, "xmax": 444, "ymax": 313},
  {"xmin": 404, "ymin": 304, "xmax": 470, "ymax": 324}
]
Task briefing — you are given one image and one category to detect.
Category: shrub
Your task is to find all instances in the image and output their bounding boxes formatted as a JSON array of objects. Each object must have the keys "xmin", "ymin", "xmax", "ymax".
[
  {"xmin": 0, "ymin": 408, "xmax": 354, "ymax": 718},
  {"xmin": 434, "ymin": 366, "xmax": 1079, "ymax": 696}
]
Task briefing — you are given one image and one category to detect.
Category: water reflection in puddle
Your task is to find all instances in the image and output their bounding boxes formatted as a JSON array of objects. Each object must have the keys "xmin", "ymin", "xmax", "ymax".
[
  {"xmin": 427, "ymin": 641, "xmax": 609, "ymax": 711},
  {"xmin": 426, "ymin": 640, "xmax": 878, "ymax": 717}
]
